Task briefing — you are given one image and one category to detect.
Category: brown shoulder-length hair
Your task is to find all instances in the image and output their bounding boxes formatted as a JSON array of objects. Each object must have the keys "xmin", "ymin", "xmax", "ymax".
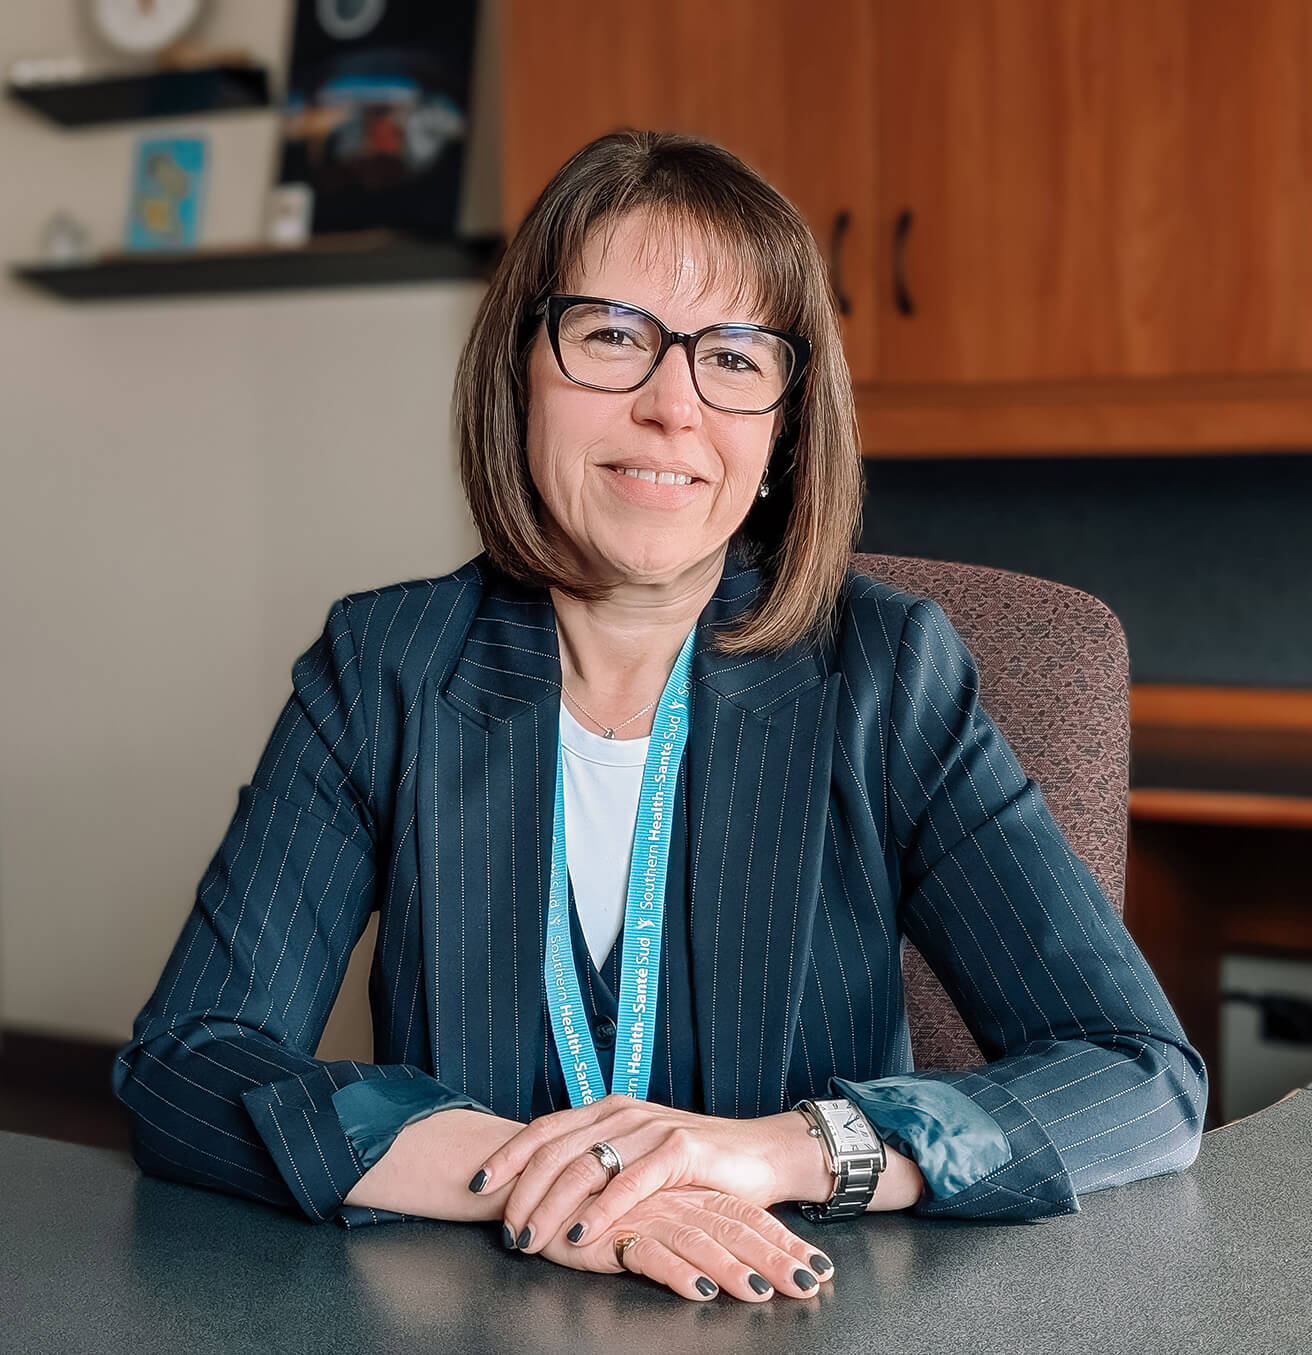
[{"xmin": 453, "ymin": 129, "xmax": 863, "ymax": 654}]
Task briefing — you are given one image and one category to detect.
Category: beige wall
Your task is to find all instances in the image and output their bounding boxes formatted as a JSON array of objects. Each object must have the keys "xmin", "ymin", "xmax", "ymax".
[{"xmin": 0, "ymin": 2, "xmax": 500, "ymax": 1059}]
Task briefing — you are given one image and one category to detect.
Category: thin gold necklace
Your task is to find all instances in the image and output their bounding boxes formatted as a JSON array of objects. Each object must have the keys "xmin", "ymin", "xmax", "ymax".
[{"xmin": 560, "ymin": 683, "xmax": 658, "ymax": 740}]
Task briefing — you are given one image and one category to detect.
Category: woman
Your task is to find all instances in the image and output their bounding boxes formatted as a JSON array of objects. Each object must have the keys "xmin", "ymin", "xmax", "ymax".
[{"xmin": 113, "ymin": 130, "xmax": 1207, "ymax": 1304}]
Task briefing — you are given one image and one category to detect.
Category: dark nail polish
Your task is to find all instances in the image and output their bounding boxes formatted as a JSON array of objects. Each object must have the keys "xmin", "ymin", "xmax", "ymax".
[
  {"xmin": 468, "ymin": 1169, "xmax": 488, "ymax": 1193},
  {"xmin": 501, "ymin": 1223, "xmax": 516, "ymax": 1250},
  {"xmin": 810, "ymin": 1253, "xmax": 833, "ymax": 1274},
  {"xmin": 567, "ymin": 1222, "xmax": 585, "ymax": 1243},
  {"xmin": 748, "ymin": 1273, "xmax": 771, "ymax": 1294},
  {"xmin": 794, "ymin": 1268, "xmax": 818, "ymax": 1291},
  {"xmin": 695, "ymin": 1276, "xmax": 718, "ymax": 1297},
  {"xmin": 516, "ymin": 1226, "xmax": 533, "ymax": 1250}
]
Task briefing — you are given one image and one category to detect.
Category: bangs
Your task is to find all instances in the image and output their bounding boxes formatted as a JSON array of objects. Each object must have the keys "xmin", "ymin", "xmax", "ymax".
[{"xmin": 554, "ymin": 192, "xmax": 808, "ymax": 336}]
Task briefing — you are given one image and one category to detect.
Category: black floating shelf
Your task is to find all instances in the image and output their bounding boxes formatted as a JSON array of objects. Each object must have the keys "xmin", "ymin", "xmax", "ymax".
[
  {"xmin": 10, "ymin": 232, "xmax": 505, "ymax": 301},
  {"xmin": 5, "ymin": 64, "xmax": 271, "ymax": 127}
]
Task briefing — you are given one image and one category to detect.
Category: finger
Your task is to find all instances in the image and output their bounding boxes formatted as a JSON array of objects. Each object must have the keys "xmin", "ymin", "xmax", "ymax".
[
  {"xmin": 564, "ymin": 1129, "xmax": 697, "ymax": 1243},
  {"xmin": 505, "ymin": 1119, "xmax": 660, "ymax": 1253},
  {"xmin": 642, "ymin": 1215, "xmax": 779, "ymax": 1303},
  {"xmin": 513, "ymin": 1131, "xmax": 649, "ymax": 1253},
  {"xmin": 697, "ymin": 1190, "xmax": 835, "ymax": 1284},
  {"xmin": 616, "ymin": 1234, "xmax": 720, "ymax": 1303},
  {"xmin": 501, "ymin": 1145, "xmax": 606, "ymax": 1251},
  {"xmin": 676, "ymin": 1203, "xmax": 822, "ymax": 1299},
  {"xmin": 485, "ymin": 1096, "xmax": 647, "ymax": 1206},
  {"xmin": 473, "ymin": 1098, "xmax": 613, "ymax": 1193}
]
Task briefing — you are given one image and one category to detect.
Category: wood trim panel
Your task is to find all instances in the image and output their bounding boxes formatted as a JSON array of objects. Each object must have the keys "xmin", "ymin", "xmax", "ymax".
[
  {"xmin": 1128, "ymin": 684, "xmax": 1312, "ymax": 826},
  {"xmin": 1132, "ymin": 686, "xmax": 1312, "ymax": 733},
  {"xmin": 1129, "ymin": 789, "xmax": 1312, "ymax": 830},
  {"xmin": 856, "ymin": 375, "xmax": 1312, "ymax": 456}
]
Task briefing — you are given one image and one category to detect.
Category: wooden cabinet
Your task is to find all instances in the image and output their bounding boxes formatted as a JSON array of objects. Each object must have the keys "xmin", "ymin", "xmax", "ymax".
[
  {"xmin": 501, "ymin": 0, "xmax": 1312, "ymax": 453},
  {"xmin": 500, "ymin": 0, "xmax": 878, "ymax": 381},
  {"xmin": 877, "ymin": 0, "xmax": 1312, "ymax": 387}
]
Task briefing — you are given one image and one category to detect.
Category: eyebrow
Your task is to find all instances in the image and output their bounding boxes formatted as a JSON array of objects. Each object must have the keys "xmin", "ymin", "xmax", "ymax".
[{"xmin": 567, "ymin": 296, "xmax": 770, "ymax": 330}]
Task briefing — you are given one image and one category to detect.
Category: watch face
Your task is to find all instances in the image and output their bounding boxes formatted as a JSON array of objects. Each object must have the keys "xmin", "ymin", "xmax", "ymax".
[
  {"xmin": 837, "ymin": 1108, "xmax": 873, "ymax": 1151},
  {"xmin": 820, "ymin": 1099, "xmax": 876, "ymax": 1153}
]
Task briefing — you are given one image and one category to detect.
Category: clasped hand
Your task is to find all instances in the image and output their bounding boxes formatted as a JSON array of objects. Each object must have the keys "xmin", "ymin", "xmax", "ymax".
[{"xmin": 471, "ymin": 1094, "xmax": 833, "ymax": 1302}]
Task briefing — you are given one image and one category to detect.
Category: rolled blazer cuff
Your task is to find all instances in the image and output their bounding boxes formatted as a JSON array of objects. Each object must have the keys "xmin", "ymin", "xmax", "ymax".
[
  {"xmin": 329, "ymin": 1075, "xmax": 494, "ymax": 1229},
  {"xmin": 238, "ymin": 1063, "xmax": 378, "ymax": 1225},
  {"xmin": 881, "ymin": 1068, "xmax": 1079, "ymax": 1221},
  {"xmin": 830, "ymin": 1074, "xmax": 1011, "ymax": 1202},
  {"xmin": 237, "ymin": 1064, "xmax": 486, "ymax": 1228}
]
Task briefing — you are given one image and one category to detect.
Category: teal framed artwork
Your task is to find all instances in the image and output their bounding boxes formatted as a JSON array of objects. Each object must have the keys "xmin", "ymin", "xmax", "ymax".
[{"xmin": 125, "ymin": 136, "xmax": 209, "ymax": 251}]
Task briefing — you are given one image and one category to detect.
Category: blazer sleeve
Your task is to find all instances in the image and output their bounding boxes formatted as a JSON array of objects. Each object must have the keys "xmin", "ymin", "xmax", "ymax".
[
  {"xmin": 873, "ymin": 597, "xmax": 1207, "ymax": 1221},
  {"xmin": 112, "ymin": 599, "xmax": 491, "ymax": 1228}
]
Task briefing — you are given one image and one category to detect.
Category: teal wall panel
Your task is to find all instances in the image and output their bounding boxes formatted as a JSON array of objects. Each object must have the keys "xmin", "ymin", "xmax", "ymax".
[{"xmin": 859, "ymin": 454, "xmax": 1312, "ymax": 688}]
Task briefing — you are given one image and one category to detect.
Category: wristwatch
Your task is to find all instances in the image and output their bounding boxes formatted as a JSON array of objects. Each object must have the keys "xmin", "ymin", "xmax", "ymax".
[{"xmin": 792, "ymin": 1097, "xmax": 886, "ymax": 1222}]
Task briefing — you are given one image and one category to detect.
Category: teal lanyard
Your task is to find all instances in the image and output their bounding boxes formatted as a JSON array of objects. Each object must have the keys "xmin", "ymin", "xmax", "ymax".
[{"xmin": 543, "ymin": 628, "xmax": 696, "ymax": 1106}]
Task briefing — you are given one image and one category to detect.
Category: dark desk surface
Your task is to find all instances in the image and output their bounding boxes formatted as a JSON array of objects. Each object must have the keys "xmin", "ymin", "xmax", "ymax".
[{"xmin": 6, "ymin": 1090, "xmax": 1312, "ymax": 1355}]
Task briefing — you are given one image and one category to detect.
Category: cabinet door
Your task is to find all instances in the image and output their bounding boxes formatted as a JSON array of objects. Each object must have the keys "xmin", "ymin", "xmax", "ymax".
[
  {"xmin": 877, "ymin": 0, "xmax": 1312, "ymax": 384},
  {"xmin": 501, "ymin": 0, "xmax": 878, "ymax": 381}
]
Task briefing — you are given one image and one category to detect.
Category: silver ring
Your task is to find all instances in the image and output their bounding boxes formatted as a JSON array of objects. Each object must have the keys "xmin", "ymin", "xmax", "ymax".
[{"xmin": 588, "ymin": 1140, "xmax": 623, "ymax": 1182}]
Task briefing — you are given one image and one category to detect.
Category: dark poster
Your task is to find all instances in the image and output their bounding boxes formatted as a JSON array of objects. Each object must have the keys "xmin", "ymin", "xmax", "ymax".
[{"xmin": 279, "ymin": 0, "xmax": 478, "ymax": 237}]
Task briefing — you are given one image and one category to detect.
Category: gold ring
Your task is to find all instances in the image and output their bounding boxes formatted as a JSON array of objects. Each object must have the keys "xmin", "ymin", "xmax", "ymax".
[{"xmin": 613, "ymin": 1231, "xmax": 641, "ymax": 1269}]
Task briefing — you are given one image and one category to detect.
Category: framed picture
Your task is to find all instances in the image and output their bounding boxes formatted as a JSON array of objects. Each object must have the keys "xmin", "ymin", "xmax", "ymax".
[
  {"xmin": 277, "ymin": 0, "xmax": 478, "ymax": 238},
  {"xmin": 125, "ymin": 136, "xmax": 208, "ymax": 251}
]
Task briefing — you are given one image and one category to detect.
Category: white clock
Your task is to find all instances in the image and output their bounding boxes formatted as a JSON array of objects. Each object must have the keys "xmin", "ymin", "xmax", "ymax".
[
  {"xmin": 87, "ymin": 0, "xmax": 207, "ymax": 56},
  {"xmin": 316, "ymin": 0, "xmax": 387, "ymax": 41}
]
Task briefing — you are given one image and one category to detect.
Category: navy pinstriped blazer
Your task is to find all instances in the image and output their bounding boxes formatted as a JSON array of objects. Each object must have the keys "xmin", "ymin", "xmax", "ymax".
[{"xmin": 113, "ymin": 551, "xmax": 1206, "ymax": 1228}]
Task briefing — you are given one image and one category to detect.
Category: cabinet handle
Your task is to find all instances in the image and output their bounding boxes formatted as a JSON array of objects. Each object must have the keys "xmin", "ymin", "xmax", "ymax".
[
  {"xmin": 893, "ymin": 209, "xmax": 915, "ymax": 316},
  {"xmin": 828, "ymin": 209, "xmax": 852, "ymax": 316}
]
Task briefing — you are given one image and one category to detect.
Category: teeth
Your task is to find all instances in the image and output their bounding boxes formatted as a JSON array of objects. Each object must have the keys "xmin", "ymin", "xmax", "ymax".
[{"xmin": 621, "ymin": 468, "xmax": 693, "ymax": 485}]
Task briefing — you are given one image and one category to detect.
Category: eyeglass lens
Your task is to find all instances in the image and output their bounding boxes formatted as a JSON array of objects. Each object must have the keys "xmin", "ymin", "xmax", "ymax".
[{"xmin": 556, "ymin": 301, "xmax": 795, "ymax": 412}]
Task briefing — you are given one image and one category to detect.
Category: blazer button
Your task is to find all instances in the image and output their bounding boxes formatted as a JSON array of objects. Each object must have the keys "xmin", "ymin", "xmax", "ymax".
[{"xmin": 593, "ymin": 1018, "xmax": 616, "ymax": 1050}]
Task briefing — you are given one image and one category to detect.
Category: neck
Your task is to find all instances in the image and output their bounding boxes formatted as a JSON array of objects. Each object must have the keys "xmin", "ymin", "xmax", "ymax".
[{"xmin": 551, "ymin": 552, "xmax": 724, "ymax": 725}]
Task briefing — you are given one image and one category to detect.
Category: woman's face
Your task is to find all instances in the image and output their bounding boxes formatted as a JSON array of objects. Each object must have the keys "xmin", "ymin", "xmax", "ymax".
[{"xmin": 525, "ymin": 211, "xmax": 781, "ymax": 590}]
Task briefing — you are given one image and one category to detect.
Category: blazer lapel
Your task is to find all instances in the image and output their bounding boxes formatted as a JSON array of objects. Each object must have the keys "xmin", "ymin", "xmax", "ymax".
[
  {"xmin": 685, "ymin": 563, "xmax": 840, "ymax": 1119},
  {"xmin": 421, "ymin": 573, "xmax": 561, "ymax": 1122}
]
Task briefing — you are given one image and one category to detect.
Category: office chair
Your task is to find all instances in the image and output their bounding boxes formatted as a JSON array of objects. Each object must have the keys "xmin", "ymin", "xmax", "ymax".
[{"xmin": 851, "ymin": 553, "xmax": 1132, "ymax": 1070}]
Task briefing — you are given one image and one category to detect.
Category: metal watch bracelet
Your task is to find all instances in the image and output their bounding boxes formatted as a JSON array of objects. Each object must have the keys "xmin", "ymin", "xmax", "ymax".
[{"xmin": 793, "ymin": 1097, "xmax": 886, "ymax": 1222}]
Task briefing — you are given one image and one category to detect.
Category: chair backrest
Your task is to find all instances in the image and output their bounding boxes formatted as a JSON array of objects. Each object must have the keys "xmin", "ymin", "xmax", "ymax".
[{"xmin": 850, "ymin": 553, "xmax": 1131, "ymax": 1069}]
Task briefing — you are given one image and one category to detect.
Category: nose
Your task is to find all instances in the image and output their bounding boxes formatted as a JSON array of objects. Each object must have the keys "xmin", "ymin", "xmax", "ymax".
[{"xmin": 631, "ymin": 340, "xmax": 701, "ymax": 430}]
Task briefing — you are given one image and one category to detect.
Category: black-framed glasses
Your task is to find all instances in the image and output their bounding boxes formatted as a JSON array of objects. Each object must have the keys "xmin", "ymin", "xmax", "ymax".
[{"xmin": 535, "ymin": 294, "xmax": 810, "ymax": 415}]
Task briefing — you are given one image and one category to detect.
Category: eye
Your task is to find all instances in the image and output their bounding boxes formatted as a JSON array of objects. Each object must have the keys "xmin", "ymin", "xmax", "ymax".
[
  {"xmin": 584, "ymin": 326, "xmax": 644, "ymax": 348},
  {"xmin": 700, "ymin": 347, "xmax": 762, "ymax": 375}
]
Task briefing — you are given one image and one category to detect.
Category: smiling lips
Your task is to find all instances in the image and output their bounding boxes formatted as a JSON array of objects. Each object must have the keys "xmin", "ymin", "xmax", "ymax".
[
  {"xmin": 605, "ymin": 461, "xmax": 703, "ymax": 486},
  {"xmin": 618, "ymin": 467, "xmax": 695, "ymax": 486},
  {"xmin": 602, "ymin": 463, "xmax": 705, "ymax": 507}
]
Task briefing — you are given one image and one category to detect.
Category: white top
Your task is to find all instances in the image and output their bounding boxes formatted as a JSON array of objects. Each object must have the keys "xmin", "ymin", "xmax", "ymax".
[{"xmin": 559, "ymin": 702, "xmax": 648, "ymax": 967}]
